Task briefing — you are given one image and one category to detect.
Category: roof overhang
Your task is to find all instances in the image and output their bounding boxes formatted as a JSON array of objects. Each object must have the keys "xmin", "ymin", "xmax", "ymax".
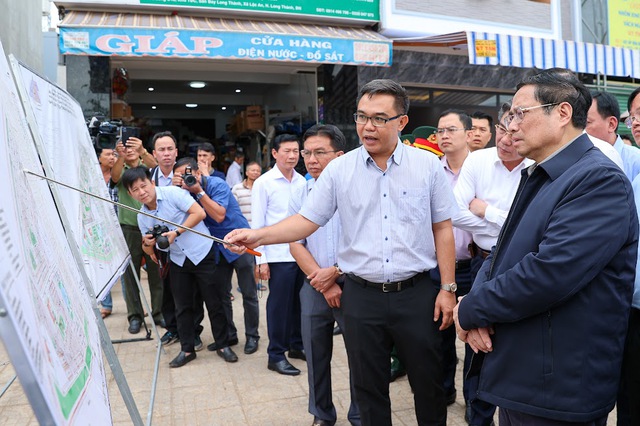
[
  {"xmin": 58, "ymin": 10, "xmax": 392, "ymax": 67},
  {"xmin": 394, "ymin": 31, "xmax": 640, "ymax": 79}
]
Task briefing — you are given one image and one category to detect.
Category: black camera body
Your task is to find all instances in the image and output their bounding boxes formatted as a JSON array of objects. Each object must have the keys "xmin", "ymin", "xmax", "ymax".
[
  {"xmin": 183, "ymin": 166, "xmax": 197, "ymax": 187},
  {"xmin": 146, "ymin": 224, "xmax": 170, "ymax": 250},
  {"xmin": 87, "ymin": 116, "xmax": 140, "ymax": 150}
]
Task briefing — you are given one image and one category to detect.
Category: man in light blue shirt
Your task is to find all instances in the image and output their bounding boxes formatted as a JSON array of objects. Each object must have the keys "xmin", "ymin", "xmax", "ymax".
[
  {"xmin": 226, "ymin": 79, "xmax": 457, "ymax": 425},
  {"xmin": 122, "ymin": 166, "xmax": 238, "ymax": 368}
]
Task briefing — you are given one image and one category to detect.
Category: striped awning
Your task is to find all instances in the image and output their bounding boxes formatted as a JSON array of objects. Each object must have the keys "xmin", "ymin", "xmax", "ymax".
[
  {"xmin": 394, "ymin": 31, "xmax": 640, "ymax": 79},
  {"xmin": 58, "ymin": 10, "xmax": 392, "ymax": 67}
]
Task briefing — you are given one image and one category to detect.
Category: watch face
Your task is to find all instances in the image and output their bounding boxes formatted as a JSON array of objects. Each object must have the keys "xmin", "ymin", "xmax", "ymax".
[{"xmin": 450, "ymin": 283, "xmax": 458, "ymax": 292}]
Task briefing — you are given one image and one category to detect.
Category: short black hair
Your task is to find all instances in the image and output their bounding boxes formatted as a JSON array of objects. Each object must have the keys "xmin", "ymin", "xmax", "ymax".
[
  {"xmin": 152, "ymin": 131, "xmax": 177, "ymax": 149},
  {"xmin": 174, "ymin": 157, "xmax": 198, "ymax": 172},
  {"xmin": 197, "ymin": 142, "xmax": 215, "ymax": 155},
  {"xmin": 498, "ymin": 102, "xmax": 512, "ymax": 124},
  {"xmin": 273, "ymin": 134, "xmax": 299, "ymax": 152},
  {"xmin": 439, "ymin": 109, "xmax": 472, "ymax": 130},
  {"xmin": 471, "ymin": 111, "xmax": 494, "ymax": 127},
  {"xmin": 356, "ymin": 79, "xmax": 409, "ymax": 116},
  {"xmin": 121, "ymin": 166, "xmax": 151, "ymax": 191},
  {"xmin": 628, "ymin": 87, "xmax": 640, "ymax": 113},
  {"xmin": 591, "ymin": 91, "xmax": 620, "ymax": 122},
  {"xmin": 302, "ymin": 124, "xmax": 347, "ymax": 152},
  {"xmin": 517, "ymin": 68, "xmax": 591, "ymax": 129}
]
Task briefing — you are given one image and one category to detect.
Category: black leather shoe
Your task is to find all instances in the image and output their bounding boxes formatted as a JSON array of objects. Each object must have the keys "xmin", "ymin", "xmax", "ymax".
[
  {"xmin": 446, "ymin": 390, "xmax": 457, "ymax": 406},
  {"xmin": 312, "ymin": 418, "xmax": 332, "ymax": 426},
  {"xmin": 389, "ymin": 368, "xmax": 407, "ymax": 382},
  {"xmin": 169, "ymin": 351, "xmax": 196, "ymax": 368},
  {"xmin": 244, "ymin": 337, "xmax": 259, "ymax": 354},
  {"xmin": 154, "ymin": 318, "xmax": 166, "ymax": 328},
  {"xmin": 464, "ymin": 402, "xmax": 472, "ymax": 424},
  {"xmin": 217, "ymin": 347, "xmax": 239, "ymax": 363},
  {"xmin": 288, "ymin": 349, "xmax": 306, "ymax": 361},
  {"xmin": 268, "ymin": 359, "xmax": 301, "ymax": 376},
  {"xmin": 128, "ymin": 318, "xmax": 142, "ymax": 334},
  {"xmin": 207, "ymin": 337, "xmax": 239, "ymax": 351}
]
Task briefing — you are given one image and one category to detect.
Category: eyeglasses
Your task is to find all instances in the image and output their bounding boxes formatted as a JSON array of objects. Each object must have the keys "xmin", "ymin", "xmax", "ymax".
[
  {"xmin": 625, "ymin": 115, "xmax": 639, "ymax": 128},
  {"xmin": 353, "ymin": 113, "xmax": 404, "ymax": 127},
  {"xmin": 504, "ymin": 103, "xmax": 560, "ymax": 126},
  {"xmin": 301, "ymin": 149, "xmax": 338, "ymax": 159},
  {"xmin": 494, "ymin": 124, "xmax": 512, "ymax": 136},
  {"xmin": 471, "ymin": 126, "xmax": 490, "ymax": 134},
  {"xmin": 435, "ymin": 127, "xmax": 466, "ymax": 135}
]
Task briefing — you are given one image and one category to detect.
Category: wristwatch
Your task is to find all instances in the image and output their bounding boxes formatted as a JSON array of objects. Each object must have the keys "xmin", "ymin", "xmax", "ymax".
[
  {"xmin": 196, "ymin": 191, "xmax": 206, "ymax": 200},
  {"xmin": 174, "ymin": 228, "xmax": 182, "ymax": 238},
  {"xmin": 333, "ymin": 263, "xmax": 344, "ymax": 276},
  {"xmin": 440, "ymin": 282, "xmax": 458, "ymax": 293}
]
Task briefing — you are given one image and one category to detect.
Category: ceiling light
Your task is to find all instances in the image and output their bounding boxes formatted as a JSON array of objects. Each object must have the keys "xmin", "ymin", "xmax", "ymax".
[
  {"xmin": 190, "ymin": 81, "xmax": 206, "ymax": 89},
  {"xmin": 151, "ymin": 106, "xmax": 157, "ymax": 110},
  {"xmin": 148, "ymin": 87, "xmax": 154, "ymax": 91},
  {"xmin": 185, "ymin": 103, "xmax": 198, "ymax": 108},
  {"xmin": 221, "ymin": 106, "xmax": 227, "ymax": 110},
  {"xmin": 235, "ymin": 89, "xmax": 241, "ymax": 93}
]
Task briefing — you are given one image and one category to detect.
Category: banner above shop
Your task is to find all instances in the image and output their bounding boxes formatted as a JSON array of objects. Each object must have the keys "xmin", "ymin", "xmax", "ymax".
[{"xmin": 58, "ymin": 11, "xmax": 391, "ymax": 67}]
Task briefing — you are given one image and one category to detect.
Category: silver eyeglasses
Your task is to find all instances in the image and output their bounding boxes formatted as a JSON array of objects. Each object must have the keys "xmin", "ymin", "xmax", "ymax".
[
  {"xmin": 625, "ymin": 115, "xmax": 639, "ymax": 129},
  {"xmin": 301, "ymin": 149, "xmax": 338, "ymax": 159},
  {"xmin": 435, "ymin": 127, "xmax": 466, "ymax": 135},
  {"xmin": 353, "ymin": 113, "xmax": 404, "ymax": 127},
  {"xmin": 504, "ymin": 103, "xmax": 560, "ymax": 126},
  {"xmin": 494, "ymin": 124, "xmax": 512, "ymax": 136}
]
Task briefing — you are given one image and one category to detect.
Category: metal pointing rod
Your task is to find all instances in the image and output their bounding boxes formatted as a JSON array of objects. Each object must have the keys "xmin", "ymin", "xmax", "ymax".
[{"xmin": 24, "ymin": 169, "xmax": 262, "ymax": 257}]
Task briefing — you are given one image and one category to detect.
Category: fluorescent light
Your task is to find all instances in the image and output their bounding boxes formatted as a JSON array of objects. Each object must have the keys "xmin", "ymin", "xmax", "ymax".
[
  {"xmin": 151, "ymin": 106, "xmax": 157, "ymax": 110},
  {"xmin": 235, "ymin": 89, "xmax": 241, "ymax": 93},
  {"xmin": 148, "ymin": 87, "xmax": 154, "ymax": 91},
  {"xmin": 185, "ymin": 103, "xmax": 198, "ymax": 108},
  {"xmin": 190, "ymin": 81, "xmax": 206, "ymax": 89},
  {"xmin": 221, "ymin": 106, "xmax": 227, "ymax": 110}
]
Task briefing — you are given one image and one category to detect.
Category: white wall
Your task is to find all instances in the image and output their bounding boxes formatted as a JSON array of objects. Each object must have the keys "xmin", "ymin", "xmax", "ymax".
[{"xmin": 0, "ymin": 0, "xmax": 44, "ymax": 72}]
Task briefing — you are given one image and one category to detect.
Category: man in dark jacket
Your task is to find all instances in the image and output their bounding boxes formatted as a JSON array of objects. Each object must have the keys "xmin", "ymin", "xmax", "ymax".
[{"xmin": 454, "ymin": 68, "xmax": 638, "ymax": 425}]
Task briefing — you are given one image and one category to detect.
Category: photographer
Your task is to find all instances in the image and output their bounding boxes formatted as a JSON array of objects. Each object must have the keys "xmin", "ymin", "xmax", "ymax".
[
  {"xmin": 172, "ymin": 158, "xmax": 260, "ymax": 355},
  {"xmin": 111, "ymin": 136, "xmax": 162, "ymax": 334},
  {"xmin": 122, "ymin": 166, "xmax": 238, "ymax": 368}
]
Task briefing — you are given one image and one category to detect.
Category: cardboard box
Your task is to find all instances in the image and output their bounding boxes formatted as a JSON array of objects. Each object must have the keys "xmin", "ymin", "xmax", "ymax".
[
  {"xmin": 245, "ymin": 115, "xmax": 264, "ymax": 131},
  {"xmin": 246, "ymin": 105, "xmax": 262, "ymax": 116}
]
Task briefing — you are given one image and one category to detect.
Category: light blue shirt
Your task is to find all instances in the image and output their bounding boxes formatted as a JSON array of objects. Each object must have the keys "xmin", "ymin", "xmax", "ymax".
[
  {"xmin": 632, "ymin": 174, "xmax": 640, "ymax": 309},
  {"xmin": 614, "ymin": 136, "xmax": 640, "ymax": 181},
  {"xmin": 289, "ymin": 179, "xmax": 340, "ymax": 269},
  {"xmin": 138, "ymin": 186, "xmax": 213, "ymax": 267},
  {"xmin": 299, "ymin": 141, "xmax": 456, "ymax": 283}
]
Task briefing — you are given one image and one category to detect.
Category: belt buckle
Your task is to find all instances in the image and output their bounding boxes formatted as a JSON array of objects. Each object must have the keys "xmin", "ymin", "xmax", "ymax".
[{"xmin": 382, "ymin": 281, "xmax": 400, "ymax": 292}]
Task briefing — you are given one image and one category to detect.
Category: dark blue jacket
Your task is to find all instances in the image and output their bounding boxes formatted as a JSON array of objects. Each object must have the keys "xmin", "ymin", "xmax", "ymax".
[{"xmin": 458, "ymin": 134, "xmax": 638, "ymax": 422}]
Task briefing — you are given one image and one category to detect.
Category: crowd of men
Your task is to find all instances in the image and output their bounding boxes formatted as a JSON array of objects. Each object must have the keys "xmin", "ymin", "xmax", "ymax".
[{"xmin": 99, "ymin": 68, "xmax": 640, "ymax": 426}]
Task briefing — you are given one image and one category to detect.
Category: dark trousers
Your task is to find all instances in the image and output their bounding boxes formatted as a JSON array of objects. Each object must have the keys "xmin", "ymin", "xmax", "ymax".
[
  {"xmin": 342, "ymin": 274, "xmax": 446, "ymax": 426},
  {"xmin": 429, "ymin": 264, "xmax": 473, "ymax": 400},
  {"xmin": 161, "ymin": 266, "xmax": 204, "ymax": 337},
  {"xmin": 300, "ymin": 281, "xmax": 360, "ymax": 425},
  {"xmin": 499, "ymin": 408, "xmax": 607, "ymax": 426},
  {"xmin": 121, "ymin": 225, "xmax": 163, "ymax": 323},
  {"xmin": 266, "ymin": 262, "xmax": 304, "ymax": 363},
  {"xmin": 617, "ymin": 307, "xmax": 640, "ymax": 425},
  {"xmin": 170, "ymin": 247, "xmax": 230, "ymax": 353},
  {"xmin": 222, "ymin": 253, "xmax": 260, "ymax": 341}
]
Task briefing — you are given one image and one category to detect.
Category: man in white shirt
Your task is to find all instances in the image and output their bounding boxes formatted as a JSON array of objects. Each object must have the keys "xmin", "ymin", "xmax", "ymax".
[
  {"xmin": 453, "ymin": 102, "xmax": 533, "ymax": 426},
  {"xmin": 252, "ymin": 134, "xmax": 307, "ymax": 375},
  {"xmin": 226, "ymin": 150, "xmax": 245, "ymax": 187}
]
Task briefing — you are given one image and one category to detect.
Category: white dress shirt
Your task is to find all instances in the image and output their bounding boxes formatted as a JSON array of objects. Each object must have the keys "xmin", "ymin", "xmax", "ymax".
[
  {"xmin": 453, "ymin": 147, "xmax": 533, "ymax": 251},
  {"xmin": 251, "ymin": 164, "xmax": 305, "ymax": 265},
  {"xmin": 226, "ymin": 161, "xmax": 243, "ymax": 187},
  {"xmin": 440, "ymin": 155, "xmax": 473, "ymax": 261}
]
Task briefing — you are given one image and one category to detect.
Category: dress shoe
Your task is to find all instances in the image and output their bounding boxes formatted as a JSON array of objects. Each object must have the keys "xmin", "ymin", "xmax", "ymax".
[
  {"xmin": 288, "ymin": 349, "xmax": 306, "ymax": 361},
  {"xmin": 464, "ymin": 402, "xmax": 472, "ymax": 424},
  {"xmin": 333, "ymin": 325, "xmax": 342, "ymax": 335},
  {"xmin": 169, "ymin": 351, "xmax": 196, "ymax": 368},
  {"xmin": 217, "ymin": 347, "xmax": 239, "ymax": 363},
  {"xmin": 389, "ymin": 367, "xmax": 407, "ymax": 382},
  {"xmin": 268, "ymin": 359, "xmax": 300, "ymax": 376},
  {"xmin": 244, "ymin": 337, "xmax": 259, "ymax": 354},
  {"xmin": 446, "ymin": 390, "xmax": 457, "ymax": 406},
  {"xmin": 312, "ymin": 418, "xmax": 332, "ymax": 426},
  {"xmin": 207, "ymin": 337, "xmax": 239, "ymax": 351},
  {"xmin": 128, "ymin": 318, "xmax": 142, "ymax": 334},
  {"xmin": 154, "ymin": 318, "xmax": 166, "ymax": 328}
]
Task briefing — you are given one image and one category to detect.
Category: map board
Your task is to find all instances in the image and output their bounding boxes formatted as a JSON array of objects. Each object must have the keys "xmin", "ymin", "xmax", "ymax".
[
  {"xmin": 0, "ymin": 41, "xmax": 112, "ymax": 424},
  {"xmin": 11, "ymin": 61, "xmax": 130, "ymax": 301}
]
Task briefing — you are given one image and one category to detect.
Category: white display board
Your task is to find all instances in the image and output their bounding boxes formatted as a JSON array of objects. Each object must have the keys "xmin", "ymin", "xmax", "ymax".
[
  {"xmin": 11, "ymin": 61, "xmax": 129, "ymax": 301},
  {"xmin": 0, "ymin": 41, "xmax": 112, "ymax": 425}
]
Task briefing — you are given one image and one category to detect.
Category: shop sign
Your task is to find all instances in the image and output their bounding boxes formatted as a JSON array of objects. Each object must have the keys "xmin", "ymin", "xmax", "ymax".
[
  {"xmin": 59, "ymin": 28, "xmax": 392, "ymax": 66},
  {"xmin": 608, "ymin": 0, "xmax": 640, "ymax": 50},
  {"xmin": 138, "ymin": 0, "xmax": 379, "ymax": 21},
  {"xmin": 474, "ymin": 39, "xmax": 497, "ymax": 58}
]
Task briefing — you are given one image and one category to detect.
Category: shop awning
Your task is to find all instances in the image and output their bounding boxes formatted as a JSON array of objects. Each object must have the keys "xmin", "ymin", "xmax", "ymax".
[
  {"xmin": 58, "ymin": 10, "xmax": 392, "ymax": 67},
  {"xmin": 394, "ymin": 31, "xmax": 640, "ymax": 79}
]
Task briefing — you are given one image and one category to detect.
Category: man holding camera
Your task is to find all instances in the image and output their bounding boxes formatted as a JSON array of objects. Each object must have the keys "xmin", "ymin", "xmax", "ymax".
[
  {"xmin": 112, "ymin": 135, "xmax": 162, "ymax": 334},
  {"xmin": 122, "ymin": 166, "xmax": 238, "ymax": 367},
  {"xmin": 172, "ymin": 158, "xmax": 261, "ymax": 355}
]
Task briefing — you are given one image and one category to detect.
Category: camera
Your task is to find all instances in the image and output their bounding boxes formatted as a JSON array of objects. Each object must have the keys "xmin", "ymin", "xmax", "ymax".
[
  {"xmin": 183, "ymin": 166, "xmax": 197, "ymax": 187},
  {"xmin": 87, "ymin": 115, "xmax": 121, "ymax": 149},
  {"xmin": 146, "ymin": 224, "xmax": 170, "ymax": 250}
]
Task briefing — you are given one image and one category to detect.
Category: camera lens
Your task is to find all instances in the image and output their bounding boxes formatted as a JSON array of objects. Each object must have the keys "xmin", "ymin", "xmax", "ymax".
[{"xmin": 183, "ymin": 174, "xmax": 197, "ymax": 187}]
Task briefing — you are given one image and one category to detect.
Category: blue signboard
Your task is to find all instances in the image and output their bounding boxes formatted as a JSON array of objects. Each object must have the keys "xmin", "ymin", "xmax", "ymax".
[{"xmin": 59, "ymin": 27, "xmax": 392, "ymax": 67}]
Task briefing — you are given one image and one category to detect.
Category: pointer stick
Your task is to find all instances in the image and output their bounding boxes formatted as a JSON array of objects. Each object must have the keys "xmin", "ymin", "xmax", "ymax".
[{"xmin": 24, "ymin": 169, "xmax": 261, "ymax": 256}]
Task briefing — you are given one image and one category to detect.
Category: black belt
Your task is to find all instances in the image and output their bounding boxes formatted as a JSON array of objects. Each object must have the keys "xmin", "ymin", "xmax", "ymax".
[
  {"xmin": 346, "ymin": 272, "xmax": 426, "ymax": 293},
  {"xmin": 456, "ymin": 259, "xmax": 472, "ymax": 270}
]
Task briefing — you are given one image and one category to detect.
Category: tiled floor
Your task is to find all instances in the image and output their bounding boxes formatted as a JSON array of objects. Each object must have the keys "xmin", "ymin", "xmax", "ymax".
[{"xmin": 0, "ymin": 273, "xmax": 617, "ymax": 425}]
